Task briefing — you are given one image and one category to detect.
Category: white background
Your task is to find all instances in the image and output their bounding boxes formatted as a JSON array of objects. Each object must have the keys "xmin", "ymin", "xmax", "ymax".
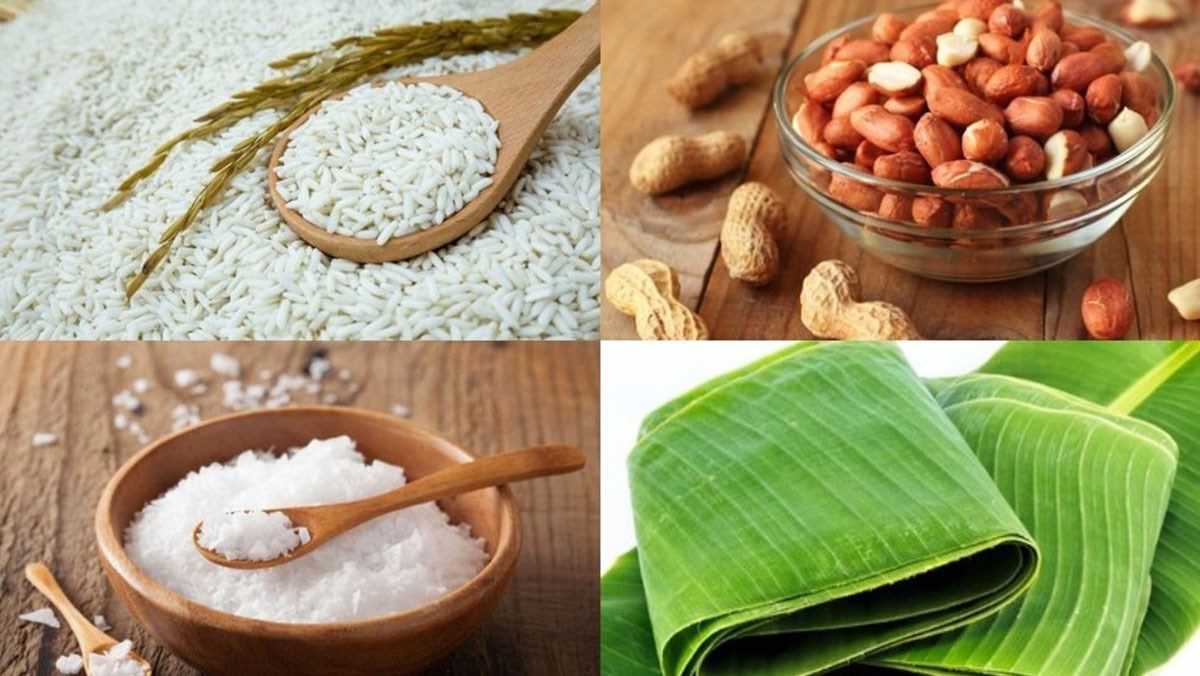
[{"xmin": 600, "ymin": 341, "xmax": 1198, "ymax": 674}]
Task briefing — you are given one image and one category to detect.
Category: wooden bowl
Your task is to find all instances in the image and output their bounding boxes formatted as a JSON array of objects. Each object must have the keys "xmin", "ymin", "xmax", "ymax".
[{"xmin": 94, "ymin": 406, "xmax": 521, "ymax": 676}]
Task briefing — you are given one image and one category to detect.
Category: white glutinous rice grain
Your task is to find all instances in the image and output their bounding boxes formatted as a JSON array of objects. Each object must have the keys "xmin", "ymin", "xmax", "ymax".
[
  {"xmin": 55, "ymin": 653, "xmax": 84, "ymax": 675},
  {"xmin": 32, "ymin": 432, "xmax": 58, "ymax": 447},
  {"xmin": 0, "ymin": 0, "xmax": 598, "ymax": 340},
  {"xmin": 209, "ymin": 353, "xmax": 241, "ymax": 378},
  {"xmin": 19, "ymin": 607, "xmax": 61, "ymax": 628},
  {"xmin": 276, "ymin": 82, "xmax": 500, "ymax": 245},
  {"xmin": 88, "ymin": 640, "xmax": 144, "ymax": 676},
  {"xmin": 124, "ymin": 436, "xmax": 488, "ymax": 622},
  {"xmin": 197, "ymin": 510, "xmax": 310, "ymax": 561}
]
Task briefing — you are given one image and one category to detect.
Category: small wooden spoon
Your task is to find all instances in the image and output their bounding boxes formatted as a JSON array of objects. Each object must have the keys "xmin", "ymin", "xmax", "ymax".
[
  {"xmin": 24, "ymin": 563, "xmax": 152, "ymax": 676},
  {"xmin": 266, "ymin": 4, "xmax": 600, "ymax": 263},
  {"xmin": 194, "ymin": 444, "xmax": 585, "ymax": 569}
]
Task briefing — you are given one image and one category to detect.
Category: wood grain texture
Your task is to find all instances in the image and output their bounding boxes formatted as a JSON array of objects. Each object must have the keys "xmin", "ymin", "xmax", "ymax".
[
  {"xmin": 599, "ymin": 0, "xmax": 805, "ymax": 337},
  {"xmin": 601, "ymin": 0, "xmax": 1200, "ymax": 339},
  {"xmin": 0, "ymin": 341, "xmax": 598, "ymax": 676}
]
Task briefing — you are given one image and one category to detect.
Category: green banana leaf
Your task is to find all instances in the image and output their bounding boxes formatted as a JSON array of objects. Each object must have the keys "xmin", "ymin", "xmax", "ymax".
[
  {"xmin": 978, "ymin": 342, "xmax": 1200, "ymax": 674},
  {"xmin": 613, "ymin": 342, "xmax": 1040, "ymax": 675},
  {"xmin": 878, "ymin": 375, "xmax": 1176, "ymax": 675},
  {"xmin": 602, "ymin": 342, "xmax": 1185, "ymax": 676}
]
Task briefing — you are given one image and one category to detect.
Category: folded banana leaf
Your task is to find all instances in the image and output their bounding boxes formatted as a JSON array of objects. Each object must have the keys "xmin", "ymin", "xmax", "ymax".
[
  {"xmin": 878, "ymin": 375, "xmax": 1176, "ymax": 674},
  {"xmin": 602, "ymin": 342, "xmax": 1183, "ymax": 676},
  {"xmin": 978, "ymin": 342, "xmax": 1200, "ymax": 674},
  {"xmin": 611, "ymin": 342, "xmax": 1040, "ymax": 675}
]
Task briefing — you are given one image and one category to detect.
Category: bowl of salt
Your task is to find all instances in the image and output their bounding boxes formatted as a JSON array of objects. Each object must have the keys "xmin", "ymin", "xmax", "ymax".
[{"xmin": 94, "ymin": 406, "xmax": 522, "ymax": 676}]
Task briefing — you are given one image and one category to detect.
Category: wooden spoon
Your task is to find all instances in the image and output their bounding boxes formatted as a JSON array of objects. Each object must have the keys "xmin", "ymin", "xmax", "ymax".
[
  {"xmin": 193, "ymin": 444, "xmax": 585, "ymax": 569},
  {"xmin": 24, "ymin": 563, "xmax": 152, "ymax": 676},
  {"xmin": 266, "ymin": 5, "xmax": 600, "ymax": 263}
]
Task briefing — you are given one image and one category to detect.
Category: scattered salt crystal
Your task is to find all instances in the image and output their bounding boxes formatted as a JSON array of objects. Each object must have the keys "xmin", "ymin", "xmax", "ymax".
[
  {"xmin": 321, "ymin": 392, "xmax": 338, "ymax": 404},
  {"xmin": 88, "ymin": 640, "xmax": 144, "ymax": 676},
  {"xmin": 258, "ymin": 369, "xmax": 272, "ymax": 381},
  {"xmin": 173, "ymin": 369, "xmax": 200, "ymax": 388},
  {"xmin": 128, "ymin": 421, "xmax": 150, "ymax": 444},
  {"xmin": 115, "ymin": 355, "xmax": 132, "ymax": 369},
  {"xmin": 209, "ymin": 353, "xmax": 241, "ymax": 378},
  {"xmin": 55, "ymin": 653, "xmax": 83, "ymax": 674},
  {"xmin": 125, "ymin": 436, "xmax": 488, "ymax": 622},
  {"xmin": 131, "ymin": 378, "xmax": 152, "ymax": 394},
  {"xmin": 188, "ymin": 384, "xmax": 208, "ymax": 395},
  {"xmin": 306, "ymin": 355, "xmax": 331, "ymax": 380},
  {"xmin": 170, "ymin": 404, "xmax": 201, "ymax": 431},
  {"xmin": 391, "ymin": 404, "xmax": 411, "ymax": 418},
  {"xmin": 113, "ymin": 414, "xmax": 129, "ymax": 430},
  {"xmin": 93, "ymin": 614, "xmax": 111, "ymax": 631},
  {"xmin": 32, "ymin": 432, "xmax": 58, "ymax": 447},
  {"xmin": 112, "ymin": 390, "xmax": 142, "ymax": 413},
  {"xmin": 338, "ymin": 369, "xmax": 352, "ymax": 381},
  {"xmin": 19, "ymin": 607, "xmax": 60, "ymax": 628},
  {"xmin": 197, "ymin": 510, "xmax": 309, "ymax": 561}
]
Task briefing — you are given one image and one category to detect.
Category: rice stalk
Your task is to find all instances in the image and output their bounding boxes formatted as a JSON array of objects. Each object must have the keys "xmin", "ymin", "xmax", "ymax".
[
  {"xmin": 114, "ymin": 9, "xmax": 581, "ymax": 300},
  {"xmin": 0, "ymin": 0, "xmax": 31, "ymax": 22}
]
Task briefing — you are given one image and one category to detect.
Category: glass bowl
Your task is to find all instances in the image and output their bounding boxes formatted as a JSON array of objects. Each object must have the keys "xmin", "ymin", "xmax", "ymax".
[{"xmin": 773, "ymin": 4, "xmax": 1178, "ymax": 282}]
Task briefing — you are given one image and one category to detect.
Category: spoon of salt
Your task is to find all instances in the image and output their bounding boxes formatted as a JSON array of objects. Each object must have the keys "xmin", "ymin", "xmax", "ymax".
[
  {"xmin": 265, "ymin": 4, "xmax": 599, "ymax": 264},
  {"xmin": 24, "ymin": 563, "xmax": 152, "ymax": 676},
  {"xmin": 193, "ymin": 443, "xmax": 586, "ymax": 569}
]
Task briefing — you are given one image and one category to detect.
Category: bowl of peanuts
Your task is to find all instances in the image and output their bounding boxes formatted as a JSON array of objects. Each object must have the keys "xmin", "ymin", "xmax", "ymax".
[{"xmin": 775, "ymin": 0, "xmax": 1177, "ymax": 282}]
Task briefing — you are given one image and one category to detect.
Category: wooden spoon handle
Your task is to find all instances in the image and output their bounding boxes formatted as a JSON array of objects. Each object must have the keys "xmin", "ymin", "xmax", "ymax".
[
  {"xmin": 25, "ymin": 562, "xmax": 107, "ymax": 650},
  {"xmin": 481, "ymin": 4, "xmax": 599, "ymax": 114},
  {"xmin": 348, "ymin": 444, "xmax": 586, "ymax": 525}
]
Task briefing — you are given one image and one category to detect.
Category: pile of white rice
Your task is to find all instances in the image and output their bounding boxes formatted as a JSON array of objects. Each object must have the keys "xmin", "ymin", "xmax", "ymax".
[
  {"xmin": 276, "ymin": 82, "xmax": 501, "ymax": 244},
  {"xmin": 0, "ymin": 0, "xmax": 599, "ymax": 339}
]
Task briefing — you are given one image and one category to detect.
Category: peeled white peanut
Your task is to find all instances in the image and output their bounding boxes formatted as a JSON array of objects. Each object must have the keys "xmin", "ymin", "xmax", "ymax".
[
  {"xmin": 1108, "ymin": 108, "xmax": 1149, "ymax": 152},
  {"xmin": 953, "ymin": 18, "xmax": 988, "ymax": 40},
  {"xmin": 1169, "ymin": 278, "xmax": 1200, "ymax": 320},
  {"xmin": 1124, "ymin": 41, "xmax": 1152, "ymax": 72},
  {"xmin": 868, "ymin": 61, "xmax": 923, "ymax": 96},
  {"xmin": 1045, "ymin": 190, "xmax": 1088, "ymax": 219},
  {"xmin": 1125, "ymin": 0, "xmax": 1180, "ymax": 25},
  {"xmin": 1044, "ymin": 131, "xmax": 1079, "ymax": 180},
  {"xmin": 937, "ymin": 32, "xmax": 979, "ymax": 67}
]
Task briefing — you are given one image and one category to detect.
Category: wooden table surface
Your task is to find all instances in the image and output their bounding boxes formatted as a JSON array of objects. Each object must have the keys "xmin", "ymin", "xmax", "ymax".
[
  {"xmin": 0, "ymin": 341, "xmax": 599, "ymax": 675},
  {"xmin": 601, "ymin": 0, "xmax": 1200, "ymax": 339}
]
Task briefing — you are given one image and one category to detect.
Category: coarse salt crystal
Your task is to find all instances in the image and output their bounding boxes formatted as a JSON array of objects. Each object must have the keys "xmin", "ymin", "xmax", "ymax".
[
  {"xmin": 19, "ymin": 607, "xmax": 60, "ymax": 628},
  {"xmin": 131, "ymin": 378, "xmax": 152, "ymax": 394},
  {"xmin": 210, "ymin": 353, "xmax": 241, "ymax": 378},
  {"xmin": 55, "ymin": 653, "xmax": 84, "ymax": 674},
  {"xmin": 307, "ymin": 356, "xmax": 331, "ymax": 380},
  {"xmin": 391, "ymin": 404, "xmax": 411, "ymax": 418},
  {"xmin": 115, "ymin": 355, "xmax": 132, "ymax": 369},
  {"xmin": 88, "ymin": 640, "xmax": 144, "ymax": 676},
  {"xmin": 32, "ymin": 432, "xmax": 58, "ymax": 447},
  {"xmin": 93, "ymin": 614, "xmax": 111, "ymax": 631},
  {"xmin": 173, "ymin": 369, "xmax": 200, "ymax": 388},
  {"xmin": 112, "ymin": 390, "xmax": 141, "ymax": 413},
  {"xmin": 197, "ymin": 510, "xmax": 309, "ymax": 561}
]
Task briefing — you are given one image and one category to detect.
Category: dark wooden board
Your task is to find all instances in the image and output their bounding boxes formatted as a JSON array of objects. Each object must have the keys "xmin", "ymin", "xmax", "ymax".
[{"xmin": 0, "ymin": 341, "xmax": 599, "ymax": 675}]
